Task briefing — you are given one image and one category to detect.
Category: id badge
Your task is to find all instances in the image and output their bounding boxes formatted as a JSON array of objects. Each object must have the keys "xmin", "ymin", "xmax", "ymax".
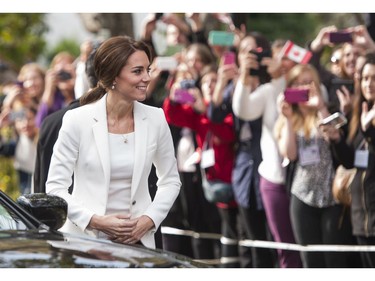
[
  {"xmin": 354, "ymin": 149, "xmax": 369, "ymax": 168},
  {"xmin": 299, "ymin": 144, "xmax": 320, "ymax": 166},
  {"xmin": 200, "ymin": 148, "xmax": 215, "ymax": 169}
]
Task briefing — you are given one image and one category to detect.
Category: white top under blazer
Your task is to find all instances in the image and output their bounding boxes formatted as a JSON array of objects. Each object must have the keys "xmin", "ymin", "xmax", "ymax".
[{"xmin": 46, "ymin": 94, "xmax": 181, "ymax": 249}]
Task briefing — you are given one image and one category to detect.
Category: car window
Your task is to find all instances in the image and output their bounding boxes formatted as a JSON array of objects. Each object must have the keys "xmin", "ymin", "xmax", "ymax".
[{"xmin": 0, "ymin": 204, "xmax": 28, "ymax": 230}]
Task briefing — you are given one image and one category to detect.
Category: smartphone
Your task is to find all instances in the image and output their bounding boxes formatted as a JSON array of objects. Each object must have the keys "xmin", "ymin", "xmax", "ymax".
[
  {"xmin": 208, "ymin": 31, "xmax": 235, "ymax": 46},
  {"xmin": 163, "ymin": 44, "xmax": 184, "ymax": 56},
  {"xmin": 331, "ymin": 78, "xmax": 354, "ymax": 94},
  {"xmin": 57, "ymin": 70, "xmax": 72, "ymax": 81},
  {"xmin": 284, "ymin": 88, "xmax": 309, "ymax": 104},
  {"xmin": 155, "ymin": 56, "xmax": 178, "ymax": 71},
  {"xmin": 174, "ymin": 89, "xmax": 195, "ymax": 104},
  {"xmin": 15, "ymin": 81, "xmax": 24, "ymax": 88},
  {"xmin": 222, "ymin": 51, "xmax": 236, "ymax": 65},
  {"xmin": 249, "ymin": 48, "xmax": 271, "ymax": 76},
  {"xmin": 329, "ymin": 31, "xmax": 353, "ymax": 43},
  {"xmin": 320, "ymin": 112, "xmax": 347, "ymax": 129},
  {"xmin": 180, "ymin": 79, "xmax": 196, "ymax": 89}
]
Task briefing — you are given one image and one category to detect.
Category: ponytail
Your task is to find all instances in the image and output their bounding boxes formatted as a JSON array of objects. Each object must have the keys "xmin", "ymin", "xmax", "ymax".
[{"xmin": 79, "ymin": 84, "xmax": 107, "ymax": 106}]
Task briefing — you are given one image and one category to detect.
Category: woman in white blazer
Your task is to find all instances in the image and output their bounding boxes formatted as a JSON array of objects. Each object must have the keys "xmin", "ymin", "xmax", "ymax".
[{"xmin": 46, "ymin": 36, "xmax": 181, "ymax": 249}]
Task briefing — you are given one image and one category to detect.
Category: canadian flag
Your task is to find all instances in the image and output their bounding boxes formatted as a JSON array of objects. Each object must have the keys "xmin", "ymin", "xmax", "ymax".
[{"xmin": 280, "ymin": 40, "xmax": 312, "ymax": 64}]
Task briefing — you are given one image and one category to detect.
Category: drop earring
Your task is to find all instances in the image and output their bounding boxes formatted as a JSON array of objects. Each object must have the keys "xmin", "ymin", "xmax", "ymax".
[{"xmin": 111, "ymin": 82, "xmax": 116, "ymax": 90}]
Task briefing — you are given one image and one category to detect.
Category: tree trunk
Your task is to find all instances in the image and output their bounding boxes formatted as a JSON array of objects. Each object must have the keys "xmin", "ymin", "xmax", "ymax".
[{"xmin": 79, "ymin": 13, "xmax": 134, "ymax": 38}]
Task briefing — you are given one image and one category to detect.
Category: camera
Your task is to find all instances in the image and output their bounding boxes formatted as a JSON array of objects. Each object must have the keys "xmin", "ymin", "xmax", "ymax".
[
  {"xmin": 249, "ymin": 48, "xmax": 271, "ymax": 76},
  {"xmin": 57, "ymin": 70, "xmax": 72, "ymax": 81},
  {"xmin": 180, "ymin": 79, "xmax": 196, "ymax": 89},
  {"xmin": 250, "ymin": 48, "xmax": 271, "ymax": 61},
  {"xmin": 331, "ymin": 78, "xmax": 354, "ymax": 94},
  {"xmin": 284, "ymin": 88, "xmax": 309, "ymax": 104},
  {"xmin": 9, "ymin": 110, "xmax": 26, "ymax": 121}
]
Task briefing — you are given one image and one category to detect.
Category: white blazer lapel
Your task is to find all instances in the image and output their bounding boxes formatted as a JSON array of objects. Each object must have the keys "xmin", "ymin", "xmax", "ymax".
[
  {"xmin": 92, "ymin": 95, "xmax": 111, "ymax": 187},
  {"xmin": 131, "ymin": 101, "xmax": 147, "ymax": 198}
]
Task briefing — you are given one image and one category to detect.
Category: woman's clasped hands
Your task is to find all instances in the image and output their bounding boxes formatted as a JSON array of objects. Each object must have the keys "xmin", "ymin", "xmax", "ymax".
[{"xmin": 89, "ymin": 213, "xmax": 155, "ymax": 245}]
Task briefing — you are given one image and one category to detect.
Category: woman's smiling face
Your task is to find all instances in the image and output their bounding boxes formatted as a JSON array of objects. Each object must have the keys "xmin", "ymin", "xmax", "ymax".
[
  {"xmin": 361, "ymin": 63, "xmax": 375, "ymax": 103},
  {"xmin": 114, "ymin": 50, "xmax": 151, "ymax": 102}
]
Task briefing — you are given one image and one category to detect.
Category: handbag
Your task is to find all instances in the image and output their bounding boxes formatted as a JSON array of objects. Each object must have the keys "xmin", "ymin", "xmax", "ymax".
[
  {"xmin": 332, "ymin": 165, "xmax": 356, "ymax": 206},
  {"xmin": 332, "ymin": 138, "xmax": 366, "ymax": 206},
  {"xmin": 202, "ymin": 178, "xmax": 234, "ymax": 203}
]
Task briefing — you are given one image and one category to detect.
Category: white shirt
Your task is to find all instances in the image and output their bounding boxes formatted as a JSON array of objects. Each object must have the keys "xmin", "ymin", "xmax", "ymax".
[
  {"xmin": 74, "ymin": 60, "xmax": 90, "ymax": 99},
  {"xmin": 14, "ymin": 134, "xmax": 36, "ymax": 174},
  {"xmin": 98, "ymin": 132, "xmax": 134, "ymax": 239},
  {"xmin": 232, "ymin": 77, "xmax": 286, "ymax": 184}
]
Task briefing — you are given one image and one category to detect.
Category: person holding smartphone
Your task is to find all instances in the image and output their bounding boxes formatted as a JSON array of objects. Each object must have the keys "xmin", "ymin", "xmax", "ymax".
[
  {"xmin": 232, "ymin": 36, "xmax": 302, "ymax": 268},
  {"xmin": 309, "ymin": 25, "xmax": 375, "ymax": 115},
  {"xmin": 323, "ymin": 53, "xmax": 375, "ymax": 267},
  {"xmin": 208, "ymin": 32, "xmax": 278, "ymax": 268},
  {"xmin": 274, "ymin": 63, "xmax": 357, "ymax": 268}
]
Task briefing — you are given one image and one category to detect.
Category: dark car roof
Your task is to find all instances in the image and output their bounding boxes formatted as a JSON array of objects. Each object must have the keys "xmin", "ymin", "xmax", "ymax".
[
  {"xmin": 0, "ymin": 191, "xmax": 208, "ymax": 268},
  {"xmin": 0, "ymin": 229, "xmax": 207, "ymax": 268}
]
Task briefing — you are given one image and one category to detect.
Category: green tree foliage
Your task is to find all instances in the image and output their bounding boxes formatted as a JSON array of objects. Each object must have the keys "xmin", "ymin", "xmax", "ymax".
[
  {"xmin": 0, "ymin": 157, "xmax": 19, "ymax": 201},
  {"xmin": 231, "ymin": 13, "xmax": 365, "ymax": 66},
  {"xmin": 243, "ymin": 13, "xmax": 320, "ymax": 44},
  {"xmin": 0, "ymin": 14, "xmax": 48, "ymax": 71},
  {"xmin": 45, "ymin": 38, "xmax": 80, "ymax": 65},
  {"xmin": 232, "ymin": 13, "xmax": 364, "ymax": 44}
]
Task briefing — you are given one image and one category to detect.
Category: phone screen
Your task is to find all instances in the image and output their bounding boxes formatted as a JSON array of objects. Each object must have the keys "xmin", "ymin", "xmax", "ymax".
[
  {"xmin": 208, "ymin": 31, "xmax": 235, "ymax": 46},
  {"xmin": 222, "ymin": 51, "xmax": 236, "ymax": 65},
  {"xmin": 329, "ymin": 31, "xmax": 353, "ymax": 43},
  {"xmin": 174, "ymin": 89, "xmax": 195, "ymax": 104}
]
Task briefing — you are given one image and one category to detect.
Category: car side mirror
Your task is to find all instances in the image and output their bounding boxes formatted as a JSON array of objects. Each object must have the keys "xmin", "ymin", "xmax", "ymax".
[{"xmin": 17, "ymin": 193, "xmax": 67, "ymax": 231}]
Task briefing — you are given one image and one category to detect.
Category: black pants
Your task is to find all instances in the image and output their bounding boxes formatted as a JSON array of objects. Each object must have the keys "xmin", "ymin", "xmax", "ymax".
[
  {"xmin": 356, "ymin": 236, "xmax": 375, "ymax": 267},
  {"xmin": 162, "ymin": 171, "xmax": 221, "ymax": 259},
  {"xmin": 290, "ymin": 195, "xmax": 359, "ymax": 268},
  {"xmin": 217, "ymin": 207, "xmax": 240, "ymax": 267},
  {"xmin": 238, "ymin": 206, "xmax": 276, "ymax": 267}
]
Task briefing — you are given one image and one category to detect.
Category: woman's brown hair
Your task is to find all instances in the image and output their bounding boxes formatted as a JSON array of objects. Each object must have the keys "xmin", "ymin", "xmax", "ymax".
[
  {"xmin": 348, "ymin": 52, "xmax": 375, "ymax": 142},
  {"xmin": 80, "ymin": 36, "xmax": 153, "ymax": 105}
]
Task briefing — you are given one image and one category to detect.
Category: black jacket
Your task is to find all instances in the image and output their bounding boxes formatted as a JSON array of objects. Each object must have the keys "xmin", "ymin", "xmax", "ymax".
[
  {"xmin": 332, "ymin": 125, "xmax": 375, "ymax": 237},
  {"xmin": 33, "ymin": 99, "xmax": 80, "ymax": 193}
]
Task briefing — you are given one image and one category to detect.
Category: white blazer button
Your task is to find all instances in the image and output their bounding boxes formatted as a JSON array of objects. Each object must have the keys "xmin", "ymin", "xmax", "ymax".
[{"xmin": 132, "ymin": 200, "xmax": 136, "ymax": 205}]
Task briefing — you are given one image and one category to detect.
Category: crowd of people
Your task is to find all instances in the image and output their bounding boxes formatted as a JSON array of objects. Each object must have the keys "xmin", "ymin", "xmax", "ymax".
[{"xmin": 1, "ymin": 13, "xmax": 375, "ymax": 268}]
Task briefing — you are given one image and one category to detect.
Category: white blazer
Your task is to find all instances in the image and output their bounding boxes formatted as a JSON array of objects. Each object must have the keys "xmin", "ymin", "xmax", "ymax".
[{"xmin": 46, "ymin": 94, "xmax": 181, "ymax": 249}]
